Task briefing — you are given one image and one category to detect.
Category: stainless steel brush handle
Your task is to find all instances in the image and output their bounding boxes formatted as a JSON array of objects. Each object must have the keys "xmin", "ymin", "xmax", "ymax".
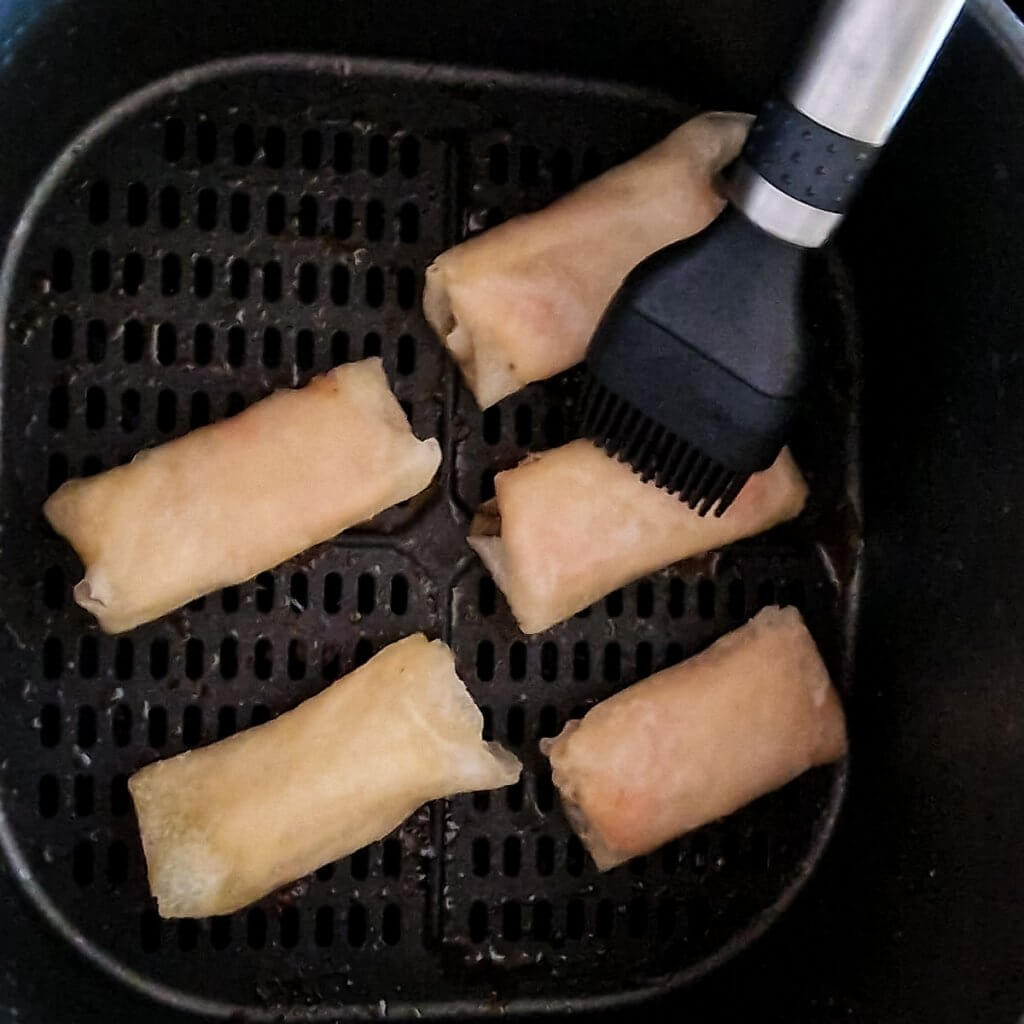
[{"xmin": 731, "ymin": 0, "xmax": 965, "ymax": 247}]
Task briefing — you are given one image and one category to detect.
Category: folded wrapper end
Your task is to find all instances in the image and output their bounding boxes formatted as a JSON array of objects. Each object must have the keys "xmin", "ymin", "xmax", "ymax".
[
  {"xmin": 483, "ymin": 742, "xmax": 525, "ymax": 786},
  {"xmin": 466, "ymin": 520, "xmax": 550, "ymax": 636},
  {"xmin": 73, "ymin": 576, "xmax": 106, "ymax": 613},
  {"xmin": 423, "ymin": 263, "xmax": 524, "ymax": 409},
  {"xmin": 539, "ymin": 725, "xmax": 628, "ymax": 872}
]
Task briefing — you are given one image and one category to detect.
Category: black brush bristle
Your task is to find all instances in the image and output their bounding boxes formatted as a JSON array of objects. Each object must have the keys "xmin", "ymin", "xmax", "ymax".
[
  {"xmin": 579, "ymin": 377, "xmax": 747, "ymax": 516},
  {"xmin": 579, "ymin": 206, "xmax": 808, "ymax": 517}
]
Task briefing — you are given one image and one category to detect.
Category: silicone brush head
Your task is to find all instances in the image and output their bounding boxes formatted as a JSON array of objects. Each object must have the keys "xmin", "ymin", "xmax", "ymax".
[{"xmin": 580, "ymin": 205, "xmax": 809, "ymax": 516}]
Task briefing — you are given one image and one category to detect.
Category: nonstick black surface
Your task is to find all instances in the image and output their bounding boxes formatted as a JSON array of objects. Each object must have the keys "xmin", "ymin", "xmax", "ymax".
[{"xmin": 0, "ymin": 2, "xmax": 1022, "ymax": 1023}]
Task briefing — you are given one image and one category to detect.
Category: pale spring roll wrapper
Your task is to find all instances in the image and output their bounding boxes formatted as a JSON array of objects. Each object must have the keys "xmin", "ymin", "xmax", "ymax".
[
  {"xmin": 468, "ymin": 440, "xmax": 808, "ymax": 634},
  {"xmin": 542, "ymin": 606, "xmax": 847, "ymax": 871},
  {"xmin": 44, "ymin": 358, "xmax": 441, "ymax": 634},
  {"xmin": 423, "ymin": 111, "xmax": 752, "ymax": 408},
  {"xmin": 129, "ymin": 634, "xmax": 522, "ymax": 918}
]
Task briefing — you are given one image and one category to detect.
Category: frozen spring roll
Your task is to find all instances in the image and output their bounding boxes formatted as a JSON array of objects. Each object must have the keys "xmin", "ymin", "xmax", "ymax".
[
  {"xmin": 423, "ymin": 111, "xmax": 751, "ymax": 408},
  {"xmin": 44, "ymin": 358, "xmax": 441, "ymax": 633},
  {"xmin": 542, "ymin": 606, "xmax": 847, "ymax": 870},
  {"xmin": 468, "ymin": 440, "xmax": 807, "ymax": 634},
  {"xmin": 130, "ymin": 634, "xmax": 521, "ymax": 918}
]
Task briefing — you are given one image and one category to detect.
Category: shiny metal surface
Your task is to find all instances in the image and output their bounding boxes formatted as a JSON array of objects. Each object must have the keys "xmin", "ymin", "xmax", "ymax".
[
  {"xmin": 785, "ymin": 0, "xmax": 966, "ymax": 145},
  {"xmin": 730, "ymin": 160, "xmax": 842, "ymax": 247}
]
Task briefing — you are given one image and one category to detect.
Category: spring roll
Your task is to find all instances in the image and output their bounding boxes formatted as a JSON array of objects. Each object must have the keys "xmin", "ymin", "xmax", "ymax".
[
  {"xmin": 423, "ymin": 111, "xmax": 751, "ymax": 408},
  {"xmin": 542, "ymin": 606, "xmax": 847, "ymax": 870},
  {"xmin": 44, "ymin": 358, "xmax": 441, "ymax": 633},
  {"xmin": 130, "ymin": 634, "xmax": 521, "ymax": 918},
  {"xmin": 468, "ymin": 440, "xmax": 807, "ymax": 634}
]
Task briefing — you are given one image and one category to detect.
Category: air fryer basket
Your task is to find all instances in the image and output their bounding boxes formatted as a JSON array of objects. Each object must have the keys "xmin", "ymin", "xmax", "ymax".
[
  {"xmin": 0, "ymin": 55, "xmax": 859, "ymax": 1017},
  {"xmin": 2, "ymin": 2, "xmax": 1023, "ymax": 1022}
]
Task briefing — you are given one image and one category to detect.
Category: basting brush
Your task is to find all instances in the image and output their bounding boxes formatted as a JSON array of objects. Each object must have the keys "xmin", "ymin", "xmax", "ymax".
[{"xmin": 580, "ymin": 0, "xmax": 965, "ymax": 515}]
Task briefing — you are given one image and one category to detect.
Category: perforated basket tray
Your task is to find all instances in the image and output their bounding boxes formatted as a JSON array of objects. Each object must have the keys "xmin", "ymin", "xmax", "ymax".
[{"xmin": 0, "ymin": 55, "xmax": 860, "ymax": 1019}]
